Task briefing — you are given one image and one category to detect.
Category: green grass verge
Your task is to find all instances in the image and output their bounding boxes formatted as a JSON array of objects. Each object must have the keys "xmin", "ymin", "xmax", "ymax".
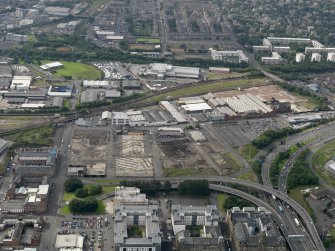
[
  {"xmin": 312, "ymin": 139, "xmax": 335, "ymax": 187},
  {"xmin": 164, "ymin": 167, "xmax": 217, "ymax": 177},
  {"xmin": 238, "ymin": 170, "xmax": 258, "ymax": 182},
  {"xmin": 288, "ymin": 185, "xmax": 318, "ymax": 217},
  {"xmin": 217, "ymin": 193, "xmax": 230, "ymax": 213},
  {"xmin": 42, "ymin": 61, "xmax": 102, "ymax": 80},
  {"xmin": 236, "ymin": 144, "xmax": 260, "ymax": 161},
  {"xmin": 140, "ymin": 78, "xmax": 267, "ymax": 104}
]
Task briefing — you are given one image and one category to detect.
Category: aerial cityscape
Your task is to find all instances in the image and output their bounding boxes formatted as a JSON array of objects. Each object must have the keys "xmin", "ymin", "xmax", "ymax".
[{"xmin": 0, "ymin": 0, "xmax": 335, "ymax": 251}]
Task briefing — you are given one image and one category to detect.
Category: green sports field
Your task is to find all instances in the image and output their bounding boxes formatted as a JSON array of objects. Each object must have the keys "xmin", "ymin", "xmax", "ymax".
[
  {"xmin": 136, "ymin": 38, "xmax": 161, "ymax": 44},
  {"xmin": 42, "ymin": 61, "xmax": 102, "ymax": 80}
]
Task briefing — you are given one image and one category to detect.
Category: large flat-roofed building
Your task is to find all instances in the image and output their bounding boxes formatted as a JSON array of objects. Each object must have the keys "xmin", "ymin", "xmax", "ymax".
[
  {"xmin": 48, "ymin": 84, "xmax": 73, "ymax": 97},
  {"xmin": 227, "ymin": 207, "xmax": 286, "ymax": 251},
  {"xmin": 159, "ymin": 101, "xmax": 187, "ymax": 123},
  {"xmin": 10, "ymin": 76, "xmax": 32, "ymax": 90},
  {"xmin": 114, "ymin": 205, "xmax": 161, "ymax": 251},
  {"xmin": 83, "ymin": 80, "xmax": 110, "ymax": 88},
  {"xmin": 181, "ymin": 103, "xmax": 213, "ymax": 113},
  {"xmin": 3, "ymin": 91, "xmax": 46, "ymax": 100},
  {"xmin": 114, "ymin": 186, "xmax": 148, "ymax": 206},
  {"xmin": 55, "ymin": 234, "xmax": 84, "ymax": 251},
  {"xmin": 157, "ymin": 127, "xmax": 184, "ymax": 138},
  {"xmin": 143, "ymin": 63, "xmax": 200, "ymax": 79},
  {"xmin": 171, "ymin": 205, "xmax": 219, "ymax": 235},
  {"xmin": 5, "ymin": 33, "xmax": 28, "ymax": 43},
  {"xmin": 210, "ymin": 50, "xmax": 249, "ymax": 63},
  {"xmin": 45, "ymin": 6, "xmax": 70, "ymax": 16},
  {"xmin": 112, "ymin": 112, "xmax": 130, "ymax": 126}
]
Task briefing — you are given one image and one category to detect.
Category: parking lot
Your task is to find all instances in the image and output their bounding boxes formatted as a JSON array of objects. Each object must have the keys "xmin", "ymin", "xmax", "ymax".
[{"xmin": 58, "ymin": 216, "xmax": 113, "ymax": 251}]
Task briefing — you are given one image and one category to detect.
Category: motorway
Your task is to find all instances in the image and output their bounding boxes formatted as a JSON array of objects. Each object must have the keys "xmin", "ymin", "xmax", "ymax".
[{"xmin": 259, "ymin": 122, "xmax": 335, "ymax": 251}]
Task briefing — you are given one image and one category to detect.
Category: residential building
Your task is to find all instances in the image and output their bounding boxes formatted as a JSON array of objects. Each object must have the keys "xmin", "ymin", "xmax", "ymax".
[
  {"xmin": 311, "ymin": 53, "xmax": 322, "ymax": 62},
  {"xmin": 327, "ymin": 53, "xmax": 335, "ymax": 62},
  {"xmin": 0, "ymin": 217, "xmax": 43, "ymax": 247},
  {"xmin": 0, "ymin": 65, "xmax": 12, "ymax": 78},
  {"xmin": 261, "ymin": 52, "xmax": 283, "ymax": 65},
  {"xmin": 227, "ymin": 207, "xmax": 286, "ymax": 251},
  {"xmin": 114, "ymin": 205, "xmax": 161, "ymax": 251},
  {"xmin": 210, "ymin": 50, "xmax": 249, "ymax": 63},
  {"xmin": 295, "ymin": 53, "xmax": 305, "ymax": 63},
  {"xmin": 171, "ymin": 205, "xmax": 219, "ymax": 235}
]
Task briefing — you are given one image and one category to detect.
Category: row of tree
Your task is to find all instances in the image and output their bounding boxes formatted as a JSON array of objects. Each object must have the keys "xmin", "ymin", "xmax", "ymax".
[
  {"xmin": 287, "ymin": 149, "xmax": 319, "ymax": 191},
  {"xmin": 252, "ymin": 127, "xmax": 297, "ymax": 149}
]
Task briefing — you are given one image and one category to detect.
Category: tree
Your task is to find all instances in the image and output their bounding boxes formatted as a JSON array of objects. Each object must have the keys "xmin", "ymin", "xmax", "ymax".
[
  {"xmin": 69, "ymin": 197, "xmax": 99, "ymax": 213},
  {"xmin": 163, "ymin": 181, "xmax": 172, "ymax": 194},
  {"xmin": 178, "ymin": 180, "xmax": 209, "ymax": 196},
  {"xmin": 75, "ymin": 188, "xmax": 88, "ymax": 198},
  {"xmin": 89, "ymin": 185, "xmax": 103, "ymax": 196},
  {"xmin": 64, "ymin": 178, "xmax": 83, "ymax": 193}
]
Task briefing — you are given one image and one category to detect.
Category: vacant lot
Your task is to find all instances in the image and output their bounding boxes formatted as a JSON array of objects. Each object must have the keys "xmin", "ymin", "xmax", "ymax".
[{"xmin": 3, "ymin": 126, "xmax": 54, "ymax": 146}]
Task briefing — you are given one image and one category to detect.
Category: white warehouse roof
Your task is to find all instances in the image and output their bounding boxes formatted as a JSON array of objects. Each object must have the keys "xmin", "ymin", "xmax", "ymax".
[
  {"xmin": 55, "ymin": 234, "xmax": 84, "ymax": 250},
  {"xmin": 40, "ymin": 61, "xmax": 63, "ymax": 70},
  {"xmin": 181, "ymin": 102, "xmax": 212, "ymax": 112}
]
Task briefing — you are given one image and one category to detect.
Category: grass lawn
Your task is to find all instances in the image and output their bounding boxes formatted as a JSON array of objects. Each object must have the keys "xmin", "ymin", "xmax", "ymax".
[
  {"xmin": 42, "ymin": 61, "xmax": 102, "ymax": 80},
  {"xmin": 164, "ymin": 167, "xmax": 218, "ymax": 177},
  {"xmin": 60, "ymin": 205, "xmax": 71, "ymax": 215},
  {"xmin": 140, "ymin": 78, "xmax": 267, "ymax": 105},
  {"xmin": 63, "ymin": 99, "xmax": 70, "ymax": 109},
  {"xmin": 136, "ymin": 38, "xmax": 160, "ymax": 44},
  {"xmin": 62, "ymin": 185, "xmax": 116, "ymax": 202},
  {"xmin": 238, "ymin": 170, "xmax": 258, "ymax": 182},
  {"xmin": 236, "ymin": 144, "xmax": 259, "ymax": 160},
  {"xmin": 312, "ymin": 139, "xmax": 335, "ymax": 187},
  {"xmin": 288, "ymin": 185, "xmax": 319, "ymax": 217},
  {"xmin": 217, "ymin": 193, "xmax": 230, "ymax": 213},
  {"xmin": 3, "ymin": 126, "xmax": 54, "ymax": 146}
]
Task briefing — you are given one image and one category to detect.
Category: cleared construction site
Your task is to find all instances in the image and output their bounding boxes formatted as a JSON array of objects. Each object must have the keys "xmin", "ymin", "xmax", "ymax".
[
  {"xmin": 68, "ymin": 128, "xmax": 107, "ymax": 176},
  {"xmin": 113, "ymin": 132, "xmax": 154, "ymax": 177}
]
